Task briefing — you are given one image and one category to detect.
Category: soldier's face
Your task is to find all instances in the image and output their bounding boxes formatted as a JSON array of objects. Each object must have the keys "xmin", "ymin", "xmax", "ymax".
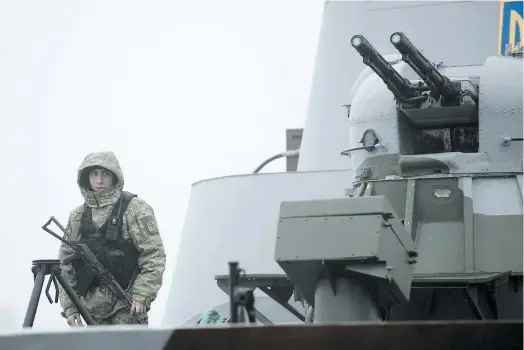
[{"xmin": 89, "ymin": 168, "xmax": 114, "ymax": 192}]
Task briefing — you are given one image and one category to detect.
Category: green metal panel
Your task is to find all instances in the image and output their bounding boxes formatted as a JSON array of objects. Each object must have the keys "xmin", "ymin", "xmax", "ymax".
[
  {"xmin": 275, "ymin": 215, "xmax": 383, "ymax": 261},
  {"xmin": 278, "ymin": 195, "xmax": 400, "ymax": 219},
  {"xmin": 473, "ymin": 214, "xmax": 523, "ymax": 273},
  {"xmin": 275, "ymin": 195, "xmax": 415, "ymax": 307},
  {"xmin": 414, "ymin": 178, "xmax": 463, "ymax": 222},
  {"xmin": 413, "ymin": 221, "xmax": 465, "ymax": 274}
]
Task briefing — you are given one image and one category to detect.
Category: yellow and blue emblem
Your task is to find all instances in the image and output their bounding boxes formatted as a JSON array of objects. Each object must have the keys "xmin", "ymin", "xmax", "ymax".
[{"xmin": 498, "ymin": 0, "xmax": 523, "ymax": 55}]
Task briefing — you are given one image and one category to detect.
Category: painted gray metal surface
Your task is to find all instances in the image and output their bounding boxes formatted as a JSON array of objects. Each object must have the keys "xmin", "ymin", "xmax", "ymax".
[
  {"xmin": 478, "ymin": 56, "xmax": 523, "ymax": 172},
  {"xmin": 163, "ymin": 170, "xmax": 354, "ymax": 326},
  {"xmin": 313, "ymin": 277, "xmax": 378, "ymax": 323}
]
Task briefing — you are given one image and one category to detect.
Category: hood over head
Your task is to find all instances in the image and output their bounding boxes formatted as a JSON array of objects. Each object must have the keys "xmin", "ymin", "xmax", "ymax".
[{"xmin": 77, "ymin": 151, "xmax": 125, "ymax": 208}]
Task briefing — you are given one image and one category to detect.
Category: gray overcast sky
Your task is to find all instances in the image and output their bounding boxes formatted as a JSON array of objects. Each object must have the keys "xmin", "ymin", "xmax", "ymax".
[{"xmin": 0, "ymin": 0, "xmax": 325, "ymax": 330}]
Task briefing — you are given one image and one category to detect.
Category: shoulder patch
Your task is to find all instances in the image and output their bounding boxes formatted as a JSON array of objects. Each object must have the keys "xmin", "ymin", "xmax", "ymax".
[{"xmin": 139, "ymin": 215, "xmax": 159, "ymax": 235}]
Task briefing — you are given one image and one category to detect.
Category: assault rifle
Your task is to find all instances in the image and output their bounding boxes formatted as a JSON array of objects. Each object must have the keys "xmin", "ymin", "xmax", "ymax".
[{"xmin": 42, "ymin": 216, "xmax": 148, "ymax": 325}]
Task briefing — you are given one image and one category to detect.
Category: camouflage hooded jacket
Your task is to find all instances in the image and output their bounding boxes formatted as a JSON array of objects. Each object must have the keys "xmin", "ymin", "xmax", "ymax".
[{"xmin": 57, "ymin": 151, "xmax": 166, "ymax": 319}]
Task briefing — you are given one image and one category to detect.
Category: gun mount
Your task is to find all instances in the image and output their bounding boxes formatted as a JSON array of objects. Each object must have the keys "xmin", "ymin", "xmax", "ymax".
[
  {"xmin": 390, "ymin": 32, "xmax": 460, "ymax": 102},
  {"xmin": 350, "ymin": 33, "xmax": 479, "ymax": 130},
  {"xmin": 389, "ymin": 32, "xmax": 479, "ymax": 130},
  {"xmin": 350, "ymin": 34, "xmax": 424, "ymax": 105}
]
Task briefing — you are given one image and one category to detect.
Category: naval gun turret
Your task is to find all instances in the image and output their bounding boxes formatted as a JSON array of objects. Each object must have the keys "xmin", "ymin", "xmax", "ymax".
[{"xmin": 273, "ymin": 31, "xmax": 522, "ymax": 329}]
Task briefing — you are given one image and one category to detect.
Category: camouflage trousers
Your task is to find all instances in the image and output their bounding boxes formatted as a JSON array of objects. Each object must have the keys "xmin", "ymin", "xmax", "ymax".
[
  {"xmin": 80, "ymin": 285, "xmax": 148, "ymax": 326},
  {"xmin": 96, "ymin": 308, "xmax": 148, "ymax": 325}
]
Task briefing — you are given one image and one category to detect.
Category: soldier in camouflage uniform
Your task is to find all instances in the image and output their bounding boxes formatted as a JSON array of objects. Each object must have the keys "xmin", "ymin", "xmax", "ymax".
[{"xmin": 57, "ymin": 151, "xmax": 166, "ymax": 326}]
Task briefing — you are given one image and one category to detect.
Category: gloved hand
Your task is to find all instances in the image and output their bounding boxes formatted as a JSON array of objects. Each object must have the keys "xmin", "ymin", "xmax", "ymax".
[
  {"xmin": 66, "ymin": 312, "xmax": 84, "ymax": 327},
  {"xmin": 130, "ymin": 301, "xmax": 147, "ymax": 315}
]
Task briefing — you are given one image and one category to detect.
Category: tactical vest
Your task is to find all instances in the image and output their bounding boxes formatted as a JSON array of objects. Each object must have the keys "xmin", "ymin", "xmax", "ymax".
[{"xmin": 72, "ymin": 191, "xmax": 140, "ymax": 298}]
